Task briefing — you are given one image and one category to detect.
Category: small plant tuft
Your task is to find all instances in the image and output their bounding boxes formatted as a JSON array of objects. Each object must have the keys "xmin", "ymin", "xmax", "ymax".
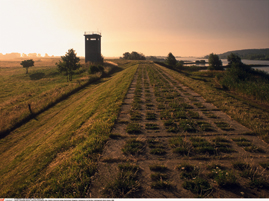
[
  {"xmin": 149, "ymin": 164, "xmax": 168, "ymax": 172},
  {"xmin": 122, "ymin": 139, "xmax": 145, "ymax": 155},
  {"xmin": 126, "ymin": 123, "xmax": 141, "ymax": 134},
  {"xmin": 182, "ymin": 177, "xmax": 211, "ymax": 195}
]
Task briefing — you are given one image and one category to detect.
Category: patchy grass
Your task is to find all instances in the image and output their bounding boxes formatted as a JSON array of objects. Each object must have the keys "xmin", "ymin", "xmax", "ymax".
[
  {"xmin": 146, "ymin": 103, "xmax": 154, "ymax": 110},
  {"xmin": 131, "ymin": 101, "xmax": 142, "ymax": 110},
  {"xmin": 103, "ymin": 163, "xmax": 140, "ymax": 198},
  {"xmin": 233, "ymin": 162, "xmax": 269, "ymax": 189},
  {"xmin": 150, "ymin": 173, "xmax": 169, "ymax": 181},
  {"xmin": 244, "ymin": 145, "xmax": 265, "ymax": 153},
  {"xmin": 155, "ymin": 63, "xmax": 269, "ymax": 143},
  {"xmin": 202, "ymin": 111, "xmax": 218, "ymax": 119},
  {"xmin": 177, "ymin": 163, "xmax": 199, "ymax": 179},
  {"xmin": 122, "ymin": 139, "xmax": 145, "ymax": 155},
  {"xmin": 169, "ymin": 137, "xmax": 193, "ymax": 156},
  {"xmin": 150, "ymin": 148, "xmax": 166, "ymax": 155},
  {"xmin": 149, "ymin": 164, "xmax": 168, "ymax": 172},
  {"xmin": 212, "ymin": 137, "xmax": 230, "ymax": 143},
  {"xmin": 181, "ymin": 103, "xmax": 193, "ymax": 109},
  {"xmin": 157, "ymin": 103, "xmax": 166, "ymax": 110},
  {"xmin": 190, "ymin": 137, "xmax": 215, "ymax": 155},
  {"xmin": 145, "ymin": 123, "xmax": 159, "ymax": 130},
  {"xmin": 214, "ymin": 121, "xmax": 234, "ymax": 131},
  {"xmin": 148, "ymin": 139, "xmax": 166, "ymax": 155},
  {"xmin": 197, "ymin": 121, "xmax": 214, "ymax": 131},
  {"xmin": 151, "ymin": 180, "xmax": 172, "ymax": 189},
  {"xmin": 130, "ymin": 110, "xmax": 142, "ymax": 121},
  {"xmin": 178, "ymin": 119, "xmax": 196, "ymax": 132},
  {"xmin": 187, "ymin": 111, "xmax": 200, "ymax": 119},
  {"xmin": 193, "ymin": 102, "xmax": 206, "ymax": 109},
  {"xmin": 126, "ymin": 123, "xmax": 142, "ymax": 134},
  {"xmin": 232, "ymin": 138, "xmax": 265, "ymax": 153},
  {"xmin": 146, "ymin": 112, "xmax": 157, "ymax": 120},
  {"xmin": 208, "ymin": 168, "xmax": 237, "ymax": 187},
  {"xmin": 233, "ymin": 161, "xmax": 250, "ymax": 171},
  {"xmin": 207, "ymin": 164, "xmax": 227, "ymax": 171},
  {"xmin": 211, "ymin": 137, "xmax": 236, "ymax": 153},
  {"xmin": 182, "ymin": 177, "xmax": 211, "ymax": 196},
  {"xmin": 174, "ymin": 111, "xmax": 187, "ymax": 119}
]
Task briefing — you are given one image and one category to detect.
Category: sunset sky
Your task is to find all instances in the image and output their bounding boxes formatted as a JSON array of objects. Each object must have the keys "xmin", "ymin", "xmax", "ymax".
[{"xmin": 0, "ymin": 0, "xmax": 268, "ymax": 57}]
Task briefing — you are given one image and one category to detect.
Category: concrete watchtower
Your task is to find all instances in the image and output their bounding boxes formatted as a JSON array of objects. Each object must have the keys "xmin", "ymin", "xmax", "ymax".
[{"xmin": 84, "ymin": 31, "xmax": 102, "ymax": 63}]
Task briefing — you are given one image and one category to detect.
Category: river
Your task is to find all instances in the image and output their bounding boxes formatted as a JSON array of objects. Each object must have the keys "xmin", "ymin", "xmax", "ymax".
[{"xmin": 178, "ymin": 57, "xmax": 269, "ymax": 73}]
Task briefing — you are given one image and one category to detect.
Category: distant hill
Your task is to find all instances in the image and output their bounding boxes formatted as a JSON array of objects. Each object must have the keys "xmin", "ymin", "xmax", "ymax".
[{"xmin": 204, "ymin": 48, "xmax": 269, "ymax": 60}]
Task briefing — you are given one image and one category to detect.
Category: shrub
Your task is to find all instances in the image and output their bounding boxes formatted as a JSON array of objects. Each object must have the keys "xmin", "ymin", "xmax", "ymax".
[
  {"xmin": 219, "ymin": 62, "xmax": 269, "ymax": 102},
  {"xmin": 88, "ymin": 65, "xmax": 104, "ymax": 74}
]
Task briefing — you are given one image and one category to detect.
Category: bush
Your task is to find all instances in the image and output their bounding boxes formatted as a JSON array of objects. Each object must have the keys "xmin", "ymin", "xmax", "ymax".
[
  {"xmin": 220, "ymin": 62, "xmax": 269, "ymax": 101},
  {"xmin": 88, "ymin": 65, "xmax": 104, "ymax": 74},
  {"xmin": 176, "ymin": 61, "xmax": 184, "ymax": 68}
]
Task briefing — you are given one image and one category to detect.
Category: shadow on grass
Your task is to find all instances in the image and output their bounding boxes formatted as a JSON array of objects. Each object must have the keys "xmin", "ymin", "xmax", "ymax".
[
  {"xmin": 0, "ymin": 64, "xmax": 124, "ymax": 139},
  {"xmin": 30, "ymin": 72, "xmax": 45, "ymax": 80},
  {"xmin": 46, "ymin": 71, "xmax": 60, "ymax": 77}
]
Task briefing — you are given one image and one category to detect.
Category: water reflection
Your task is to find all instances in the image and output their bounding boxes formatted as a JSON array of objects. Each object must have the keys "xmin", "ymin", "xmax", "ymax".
[{"xmin": 178, "ymin": 57, "xmax": 269, "ymax": 73}]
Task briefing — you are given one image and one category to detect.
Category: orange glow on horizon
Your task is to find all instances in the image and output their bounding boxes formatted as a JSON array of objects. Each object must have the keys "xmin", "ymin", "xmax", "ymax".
[{"xmin": 0, "ymin": 0, "xmax": 268, "ymax": 57}]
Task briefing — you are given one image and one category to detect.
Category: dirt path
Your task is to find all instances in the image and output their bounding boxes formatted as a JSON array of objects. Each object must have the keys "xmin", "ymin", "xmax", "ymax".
[{"xmin": 89, "ymin": 62, "xmax": 269, "ymax": 198}]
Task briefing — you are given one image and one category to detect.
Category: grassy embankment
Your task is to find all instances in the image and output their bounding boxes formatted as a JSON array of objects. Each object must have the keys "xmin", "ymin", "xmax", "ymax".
[
  {"xmin": 218, "ymin": 65, "xmax": 269, "ymax": 102},
  {"xmin": 0, "ymin": 58, "xmax": 119, "ymax": 136},
  {"xmin": 155, "ymin": 63, "xmax": 269, "ymax": 143},
  {"xmin": 0, "ymin": 60, "xmax": 139, "ymax": 197}
]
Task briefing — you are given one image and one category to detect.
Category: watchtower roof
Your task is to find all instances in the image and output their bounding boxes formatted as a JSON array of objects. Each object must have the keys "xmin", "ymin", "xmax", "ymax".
[{"xmin": 84, "ymin": 31, "xmax": 102, "ymax": 36}]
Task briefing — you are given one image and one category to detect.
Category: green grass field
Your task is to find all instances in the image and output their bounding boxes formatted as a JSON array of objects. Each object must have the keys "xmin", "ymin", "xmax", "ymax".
[
  {"xmin": 0, "ymin": 59, "xmax": 122, "ymax": 136},
  {"xmin": 0, "ymin": 59, "xmax": 138, "ymax": 197}
]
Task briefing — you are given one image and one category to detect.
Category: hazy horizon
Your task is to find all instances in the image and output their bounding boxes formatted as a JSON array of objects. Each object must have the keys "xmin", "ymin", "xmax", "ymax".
[
  {"xmin": 1, "ymin": 0, "xmax": 268, "ymax": 57},
  {"xmin": 1, "ymin": 48, "xmax": 269, "ymax": 59}
]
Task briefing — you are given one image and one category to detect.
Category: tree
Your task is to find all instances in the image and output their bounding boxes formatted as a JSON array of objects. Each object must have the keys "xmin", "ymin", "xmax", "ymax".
[
  {"xmin": 122, "ymin": 51, "xmax": 146, "ymax": 60},
  {"xmin": 56, "ymin": 49, "xmax": 81, "ymax": 81},
  {"xmin": 166, "ymin": 52, "xmax": 177, "ymax": 66},
  {"xmin": 208, "ymin": 53, "xmax": 223, "ymax": 70},
  {"xmin": 227, "ymin": 53, "xmax": 250, "ymax": 71},
  {"xmin": 20, "ymin": 59, "xmax": 34, "ymax": 74},
  {"xmin": 123, "ymin": 52, "xmax": 131, "ymax": 59},
  {"xmin": 227, "ymin": 53, "xmax": 243, "ymax": 66}
]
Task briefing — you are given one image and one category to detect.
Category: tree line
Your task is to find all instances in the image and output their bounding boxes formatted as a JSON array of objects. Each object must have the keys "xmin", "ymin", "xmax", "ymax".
[
  {"xmin": 122, "ymin": 51, "xmax": 146, "ymax": 60},
  {"xmin": 205, "ymin": 48, "xmax": 269, "ymax": 61}
]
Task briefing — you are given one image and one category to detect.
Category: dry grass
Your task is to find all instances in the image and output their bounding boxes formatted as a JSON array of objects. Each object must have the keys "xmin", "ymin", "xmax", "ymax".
[
  {"xmin": 0, "ymin": 60, "xmax": 114, "ymax": 135},
  {"xmin": 0, "ymin": 57, "xmax": 85, "ymax": 68},
  {"xmin": 0, "ymin": 60, "xmax": 139, "ymax": 197}
]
